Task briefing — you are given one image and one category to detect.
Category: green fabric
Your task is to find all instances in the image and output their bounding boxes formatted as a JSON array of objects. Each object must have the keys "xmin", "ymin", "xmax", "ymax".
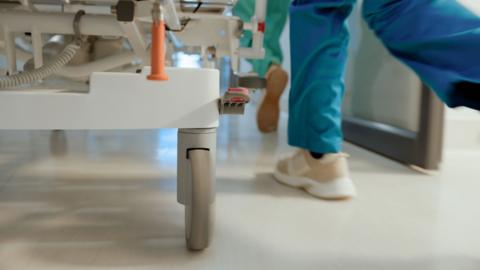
[{"xmin": 233, "ymin": 0, "xmax": 290, "ymax": 77}]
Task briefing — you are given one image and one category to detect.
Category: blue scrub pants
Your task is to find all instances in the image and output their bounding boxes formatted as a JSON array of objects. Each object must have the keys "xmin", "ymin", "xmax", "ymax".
[{"xmin": 289, "ymin": 0, "xmax": 480, "ymax": 153}]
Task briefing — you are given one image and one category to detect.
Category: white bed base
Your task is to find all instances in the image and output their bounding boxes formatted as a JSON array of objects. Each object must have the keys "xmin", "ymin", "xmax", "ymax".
[
  {"xmin": 0, "ymin": 67, "xmax": 220, "ymax": 250},
  {"xmin": 0, "ymin": 67, "xmax": 220, "ymax": 130}
]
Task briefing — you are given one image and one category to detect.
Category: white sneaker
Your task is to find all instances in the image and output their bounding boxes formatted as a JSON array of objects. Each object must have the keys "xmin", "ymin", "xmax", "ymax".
[{"xmin": 273, "ymin": 149, "xmax": 356, "ymax": 200}]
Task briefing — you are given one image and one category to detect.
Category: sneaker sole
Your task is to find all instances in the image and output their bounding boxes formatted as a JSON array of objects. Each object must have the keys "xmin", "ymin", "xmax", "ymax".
[
  {"xmin": 257, "ymin": 68, "xmax": 288, "ymax": 133},
  {"xmin": 273, "ymin": 169, "xmax": 356, "ymax": 200}
]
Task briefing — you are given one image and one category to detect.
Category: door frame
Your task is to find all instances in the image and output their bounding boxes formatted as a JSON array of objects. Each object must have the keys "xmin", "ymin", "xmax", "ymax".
[{"xmin": 343, "ymin": 84, "xmax": 445, "ymax": 170}]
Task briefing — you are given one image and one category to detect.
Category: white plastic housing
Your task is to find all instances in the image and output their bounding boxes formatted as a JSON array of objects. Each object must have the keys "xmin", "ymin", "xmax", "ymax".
[{"xmin": 0, "ymin": 67, "xmax": 220, "ymax": 130}]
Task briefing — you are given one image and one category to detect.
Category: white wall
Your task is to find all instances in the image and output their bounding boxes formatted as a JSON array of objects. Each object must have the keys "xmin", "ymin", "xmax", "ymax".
[{"xmin": 343, "ymin": 3, "xmax": 422, "ymax": 132}]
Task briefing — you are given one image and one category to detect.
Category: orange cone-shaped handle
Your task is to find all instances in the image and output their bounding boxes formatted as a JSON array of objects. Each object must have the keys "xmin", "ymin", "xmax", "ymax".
[{"xmin": 147, "ymin": 20, "xmax": 168, "ymax": 81}]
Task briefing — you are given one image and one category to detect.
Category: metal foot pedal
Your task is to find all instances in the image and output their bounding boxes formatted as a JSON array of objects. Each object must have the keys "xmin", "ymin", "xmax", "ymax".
[
  {"xmin": 219, "ymin": 87, "xmax": 250, "ymax": 115},
  {"xmin": 233, "ymin": 73, "xmax": 266, "ymax": 90}
]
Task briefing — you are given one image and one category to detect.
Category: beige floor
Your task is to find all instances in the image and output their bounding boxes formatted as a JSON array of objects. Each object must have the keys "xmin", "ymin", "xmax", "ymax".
[{"xmin": 0, "ymin": 108, "xmax": 479, "ymax": 270}]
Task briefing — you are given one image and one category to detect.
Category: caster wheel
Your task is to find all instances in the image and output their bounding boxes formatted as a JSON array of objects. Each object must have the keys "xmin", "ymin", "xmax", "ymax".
[
  {"xmin": 185, "ymin": 149, "xmax": 214, "ymax": 251},
  {"xmin": 50, "ymin": 130, "xmax": 67, "ymax": 157}
]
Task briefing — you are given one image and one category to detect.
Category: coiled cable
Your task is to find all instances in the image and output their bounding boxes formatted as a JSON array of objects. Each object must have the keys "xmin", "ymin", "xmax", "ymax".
[
  {"xmin": 0, "ymin": 43, "xmax": 80, "ymax": 89},
  {"xmin": 0, "ymin": 10, "xmax": 85, "ymax": 89}
]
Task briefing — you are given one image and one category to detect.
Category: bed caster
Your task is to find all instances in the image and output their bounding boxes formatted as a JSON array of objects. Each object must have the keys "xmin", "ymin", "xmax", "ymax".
[
  {"xmin": 185, "ymin": 149, "xmax": 214, "ymax": 250},
  {"xmin": 50, "ymin": 130, "xmax": 67, "ymax": 157},
  {"xmin": 177, "ymin": 129, "xmax": 216, "ymax": 251}
]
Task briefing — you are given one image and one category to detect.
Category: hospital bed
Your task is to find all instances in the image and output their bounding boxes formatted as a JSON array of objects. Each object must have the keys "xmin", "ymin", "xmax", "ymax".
[{"xmin": 0, "ymin": 0, "xmax": 267, "ymax": 250}]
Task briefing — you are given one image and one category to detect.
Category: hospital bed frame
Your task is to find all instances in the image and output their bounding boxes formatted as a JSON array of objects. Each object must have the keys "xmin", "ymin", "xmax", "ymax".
[{"xmin": 0, "ymin": 0, "xmax": 267, "ymax": 250}]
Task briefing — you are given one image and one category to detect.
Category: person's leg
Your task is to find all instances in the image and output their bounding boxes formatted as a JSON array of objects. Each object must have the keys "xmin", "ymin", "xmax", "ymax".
[
  {"xmin": 234, "ymin": 0, "xmax": 291, "ymax": 133},
  {"xmin": 257, "ymin": 64, "xmax": 289, "ymax": 133},
  {"xmin": 288, "ymin": 0, "xmax": 355, "ymax": 154},
  {"xmin": 255, "ymin": 0, "xmax": 291, "ymax": 133},
  {"xmin": 362, "ymin": 0, "xmax": 480, "ymax": 110},
  {"xmin": 274, "ymin": 0, "xmax": 357, "ymax": 200}
]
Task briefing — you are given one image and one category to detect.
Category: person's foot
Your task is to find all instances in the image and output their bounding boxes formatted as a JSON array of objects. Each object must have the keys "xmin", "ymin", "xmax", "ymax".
[
  {"xmin": 273, "ymin": 149, "xmax": 356, "ymax": 200},
  {"xmin": 257, "ymin": 65, "xmax": 288, "ymax": 133}
]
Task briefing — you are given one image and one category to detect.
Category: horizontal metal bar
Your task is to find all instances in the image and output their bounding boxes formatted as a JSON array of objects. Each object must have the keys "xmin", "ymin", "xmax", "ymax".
[{"xmin": 0, "ymin": 10, "xmax": 124, "ymax": 36}]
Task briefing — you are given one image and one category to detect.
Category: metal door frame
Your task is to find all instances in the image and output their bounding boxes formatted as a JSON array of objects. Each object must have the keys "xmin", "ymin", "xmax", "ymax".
[{"xmin": 343, "ymin": 84, "xmax": 445, "ymax": 170}]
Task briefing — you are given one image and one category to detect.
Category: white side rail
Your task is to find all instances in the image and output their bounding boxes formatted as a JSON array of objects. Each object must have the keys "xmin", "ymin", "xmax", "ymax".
[
  {"xmin": 162, "ymin": 0, "xmax": 182, "ymax": 30},
  {"xmin": 237, "ymin": 0, "xmax": 267, "ymax": 59}
]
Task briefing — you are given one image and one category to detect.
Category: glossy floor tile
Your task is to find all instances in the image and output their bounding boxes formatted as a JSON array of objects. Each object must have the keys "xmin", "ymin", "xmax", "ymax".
[{"xmin": 0, "ymin": 108, "xmax": 479, "ymax": 270}]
